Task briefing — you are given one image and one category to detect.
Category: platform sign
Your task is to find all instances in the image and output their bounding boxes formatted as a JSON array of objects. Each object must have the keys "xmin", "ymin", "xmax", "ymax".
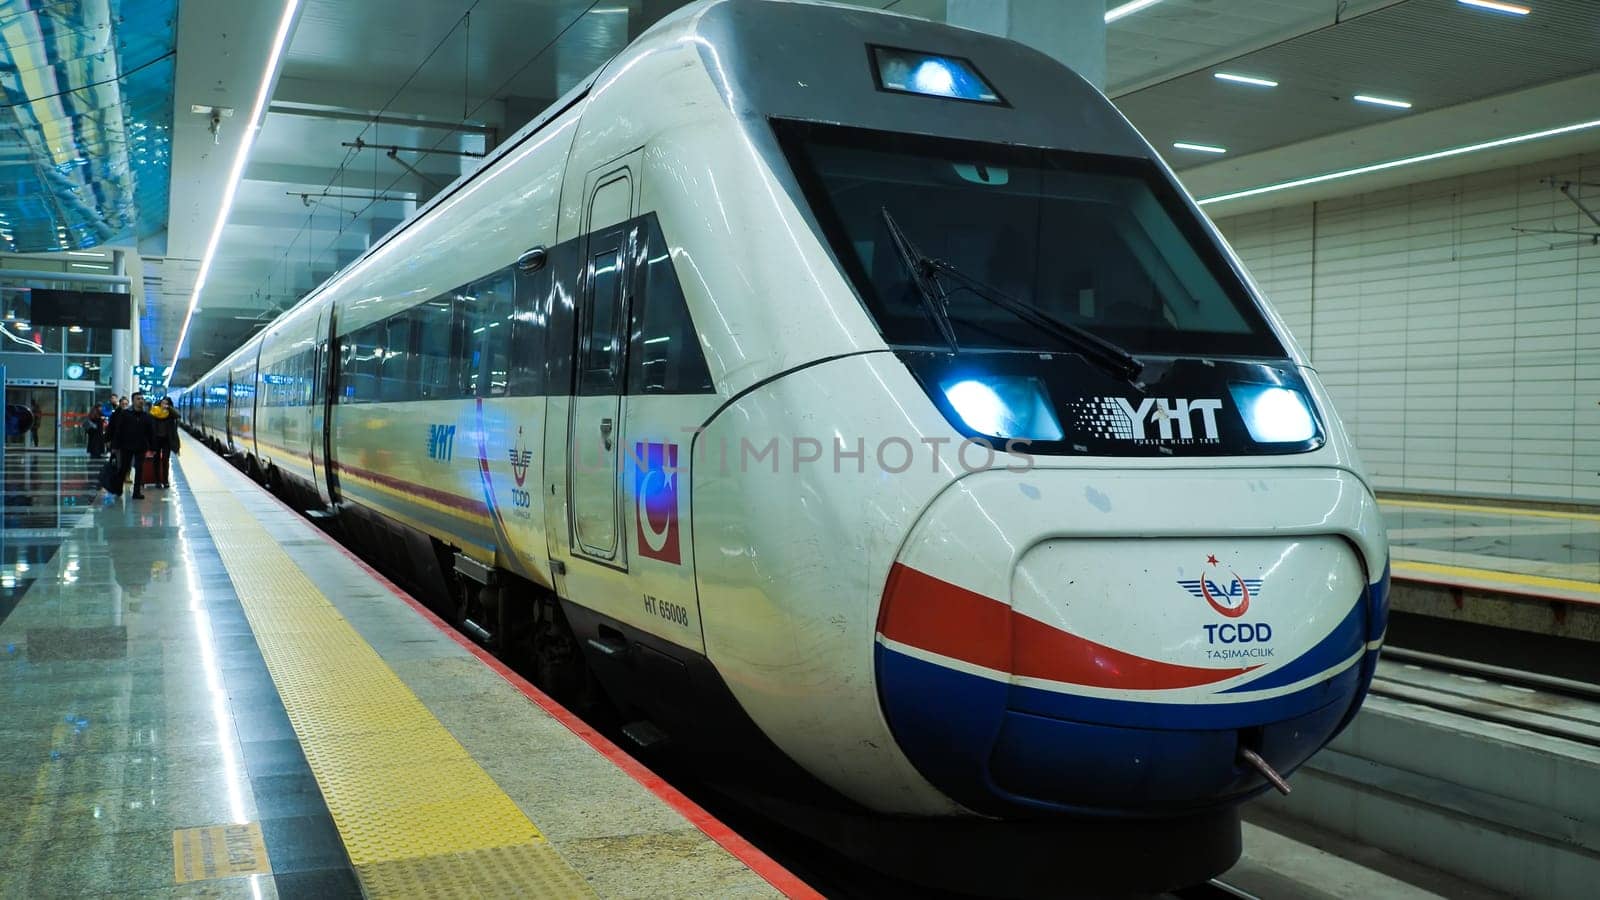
[
  {"xmin": 132, "ymin": 365, "xmax": 171, "ymax": 398},
  {"xmin": 29, "ymin": 288, "xmax": 131, "ymax": 329},
  {"xmin": 172, "ymin": 822, "xmax": 272, "ymax": 883}
]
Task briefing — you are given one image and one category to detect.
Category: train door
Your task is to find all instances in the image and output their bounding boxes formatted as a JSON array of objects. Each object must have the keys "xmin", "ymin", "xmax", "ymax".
[
  {"xmin": 310, "ymin": 307, "xmax": 342, "ymax": 507},
  {"xmin": 224, "ymin": 375, "xmax": 235, "ymax": 450},
  {"xmin": 566, "ymin": 159, "xmax": 639, "ymax": 564}
]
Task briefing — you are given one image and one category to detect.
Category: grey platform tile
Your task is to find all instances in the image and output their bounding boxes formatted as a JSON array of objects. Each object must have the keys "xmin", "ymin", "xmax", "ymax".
[
  {"xmin": 479, "ymin": 749, "xmax": 692, "ymax": 843},
  {"xmin": 0, "ymin": 784, "xmax": 257, "ymax": 859},
  {"xmin": 0, "ymin": 740, "xmax": 246, "ymax": 788},
  {"xmin": 114, "ymin": 875, "xmax": 282, "ymax": 899},
  {"xmin": 551, "ymin": 829, "xmax": 782, "ymax": 899},
  {"xmin": 0, "ymin": 824, "xmax": 181, "ymax": 896},
  {"xmin": 419, "ymin": 691, "xmax": 585, "ymax": 759}
]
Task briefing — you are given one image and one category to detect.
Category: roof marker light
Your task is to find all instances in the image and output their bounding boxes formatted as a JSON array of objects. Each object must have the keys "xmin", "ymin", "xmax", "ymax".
[
  {"xmin": 1106, "ymin": 0, "xmax": 1165, "ymax": 23},
  {"xmin": 1458, "ymin": 0, "xmax": 1530, "ymax": 14},
  {"xmin": 873, "ymin": 47, "xmax": 1002, "ymax": 104},
  {"xmin": 166, "ymin": 0, "xmax": 301, "ymax": 387},
  {"xmin": 1173, "ymin": 141, "xmax": 1227, "ymax": 154},
  {"xmin": 1354, "ymin": 94, "xmax": 1412, "ymax": 109},
  {"xmin": 1199, "ymin": 117, "xmax": 1600, "ymax": 206},
  {"xmin": 1214, "ymin": 72, "xmax": 1278, "ymax": 88}
]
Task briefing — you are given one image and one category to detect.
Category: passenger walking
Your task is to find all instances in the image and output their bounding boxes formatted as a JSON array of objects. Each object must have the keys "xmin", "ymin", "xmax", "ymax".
[
  {"xmin": 149, "ymin": 397, "xmax": 179, "ymax": 488},
  {"xmin": 84, "ymin": 408, "xmax": 105, "ymax": 458},
  {"xmin": 102, "ymin": 391, "xmax": 154, "ymax": 501}
]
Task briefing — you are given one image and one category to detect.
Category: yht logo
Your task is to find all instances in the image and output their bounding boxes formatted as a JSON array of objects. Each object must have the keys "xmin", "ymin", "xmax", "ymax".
[
  {"xmin": 634, "ymin": 442, "xmax": 681, "ymax": 564},
  {"xmin": 427, "ymin": 423, "xmax": 456, "ymax": 461},
  {"xmin": 1069, "ymin": 397, "xmax": 1224, "ymax": 443},
  {"xmin": 1177, "ymin": 554, "xmax": 1262, "ymax": 618}
]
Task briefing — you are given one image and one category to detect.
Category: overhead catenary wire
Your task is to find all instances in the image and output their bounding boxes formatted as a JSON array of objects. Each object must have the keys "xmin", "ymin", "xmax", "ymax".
[
  {"xmin": 258, "ymin": 0, "xmax": 486, "ymax": 305},
  {"xmin": 261, "ymin": 0, "xmax": 611, "ymax": 313}
]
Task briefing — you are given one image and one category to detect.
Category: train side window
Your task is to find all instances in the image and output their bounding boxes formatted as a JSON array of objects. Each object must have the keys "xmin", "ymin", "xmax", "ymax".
[
  {"xmin": 509, "ymin": 259, "xmax": 551, "ymax": 397},
  {"xmin": 338, "ymin": 333, "xmax": 357, "ymax": 403},
  {"xmin": 455, "ymin": 287, "xmax": 488, "ymax": 397},
  {"xmin": 475, "ymin": 270, "xmax": 515, "ymax": 397},
  {"xmin": 350, "ymin": 322, "xmax": 383, "ymax": 402},
  {"xmin": 579, "ymin": 242, "xmax": 625, "ymax": 395},
  {"xmin": 627, "ymin": 214, "xmax": 714, "ymax": 395},
  {"xmin": 416, "ymin": 298, "xmax": 454, "ymax": 400},
  {"xmin": 381, "ymin": 315, "xmax": 416, "ymax": 402}
]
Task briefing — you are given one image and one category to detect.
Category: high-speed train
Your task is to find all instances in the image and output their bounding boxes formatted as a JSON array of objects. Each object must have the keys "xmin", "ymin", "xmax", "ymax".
[{"xmin": 182, "ymin": 0, "xmax": 1389, "ymax": 890}]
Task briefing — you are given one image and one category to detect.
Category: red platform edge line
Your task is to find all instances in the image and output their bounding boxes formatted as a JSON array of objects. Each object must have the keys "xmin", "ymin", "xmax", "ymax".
[{"xmin": 205, "ymin": 450, "xmax": 822, "ymax": 900}]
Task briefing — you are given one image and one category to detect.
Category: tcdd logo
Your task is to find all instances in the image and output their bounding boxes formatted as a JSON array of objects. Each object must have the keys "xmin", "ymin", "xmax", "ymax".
[
  {"xmin": 509, "ymin": 428, "xmax": 533, "ymax": 486},
  {"xmin": 427, "ymin": 423, "xmax": 456, "ymax": 462},
  {"xmin": 635, "ymin": 442, "xmax": 680, "ymax": 564},
  {"xmin": 1177, "ymin": 554, "xmax": 1261, "ymax": 618},
  {"xmin": 507, "ymin": 426, "xmax": 534, "ymax": 515}
]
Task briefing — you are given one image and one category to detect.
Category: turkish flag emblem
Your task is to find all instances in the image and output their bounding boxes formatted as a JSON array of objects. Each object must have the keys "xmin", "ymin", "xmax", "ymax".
[{"xmin": 634, "ymin": 441, "xmax": 681, "ymax": 564}]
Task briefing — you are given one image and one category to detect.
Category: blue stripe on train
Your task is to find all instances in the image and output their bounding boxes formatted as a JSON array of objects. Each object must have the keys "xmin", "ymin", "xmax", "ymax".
[{"xmin": 877, "ymin": 644, "xmax": 1362, "ymax": 816}]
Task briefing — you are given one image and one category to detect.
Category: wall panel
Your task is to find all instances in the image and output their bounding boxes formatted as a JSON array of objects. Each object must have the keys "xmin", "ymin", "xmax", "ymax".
[{"xmin": 1216, "ymin": 150, "xmax": 1600, "ymax": 502}]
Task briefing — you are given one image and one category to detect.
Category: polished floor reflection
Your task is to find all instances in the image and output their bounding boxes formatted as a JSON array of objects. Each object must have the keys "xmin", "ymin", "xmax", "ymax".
[
  {"xmin": 0, "ymin": 452, "xmax": 358, "ymax": 898},
  {"xmin": 1381, "ymin": 498, "xmax": 1600, "ymax": 601}
]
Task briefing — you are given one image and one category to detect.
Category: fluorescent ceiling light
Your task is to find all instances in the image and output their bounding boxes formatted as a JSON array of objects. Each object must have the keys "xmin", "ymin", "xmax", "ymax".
[
  {"xmin": 1106, "ymin": 0, "xmax": 1164, "ymax": 23},
  {"xmin": 70, "ymin": 263, "xmax": 110, "ymax": 270},
  {"xmin": 1457, "ymin": 0, "xmax": 1530, "ymax": 14},
  {"xmin": 1174, "ymin": 141, "xmax": 1227, "ymax": 154},
  {"xmin": 1214, "ymin": 72, "xmax": 1278, "ymax": 88},
  {"xmin": 166, "ymin": 0, "xmax": 301, "ymax": 387},
  {"xmin": 66, "ymin": 251, "xmax": 102, "ymax": 258},
  {"xmin": 1354, "ymin": 94, "xmax": 1412, "ymax": 109},
  {"xmin": 1199, "ymin": 117, "xmax": 1600, "ymax": 206}
]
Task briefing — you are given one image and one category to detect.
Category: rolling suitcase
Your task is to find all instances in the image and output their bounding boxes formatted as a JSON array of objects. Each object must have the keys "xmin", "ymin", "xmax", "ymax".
[
  {"xmin": 99, "ymin": 458, "xmax": 121, "ymax": 494},
  {"xmin": 140, "ymin": 452, "xmax": 161, "ymax": 488}
]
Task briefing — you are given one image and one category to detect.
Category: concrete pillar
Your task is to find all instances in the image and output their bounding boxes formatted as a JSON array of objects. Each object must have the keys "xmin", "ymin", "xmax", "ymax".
[
  {"xmin": 556, "ymin": 11, "xmax": 628, "ymax": 96},
  {"xmin": 111, "ymin": 250, "xmax": 132, "ymax": 396},
  {"xmin": 947, "ymin": 0, "xmax": 1106, "ymax": 91},
  {"xmin": 628, "ymin": 0, "xmax": 682, "ymax": 40}
]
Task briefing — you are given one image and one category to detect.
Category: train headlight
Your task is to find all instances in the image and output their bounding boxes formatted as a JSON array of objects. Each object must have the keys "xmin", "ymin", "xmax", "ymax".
[
  {"xmin": 942, "ymin": 376, "xmax": 1064, "ymax": 441},
  {"xmin": 872, "ymin": 46, "xmax": 1003, "ymax": 104},
  {"xmin": 1229, "ymin": 384, "xmax": 1316, "ymax": 443}
]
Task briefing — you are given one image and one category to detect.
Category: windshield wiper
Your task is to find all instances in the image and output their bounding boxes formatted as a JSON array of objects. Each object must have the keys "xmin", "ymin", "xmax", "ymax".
[
  {"xmin": 881, "ymin": 208, "xmax": 960, "ymax": 350},
  {"xmin": 880, "ymin": 207, "xmax": 1145, "ymax": 385}
]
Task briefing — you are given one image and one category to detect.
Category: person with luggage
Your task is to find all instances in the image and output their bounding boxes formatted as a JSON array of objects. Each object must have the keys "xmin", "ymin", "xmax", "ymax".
[
  {"xmin": 84, "ymin": 407, "xmax": 105, "ymax": 458},
  {"xmin": 149, "ymin": 397, "xmax": 179, "ymax": 488},
  {"xmin": 101, "ymin": 391, "xmax": 154, "ymax": 501}
]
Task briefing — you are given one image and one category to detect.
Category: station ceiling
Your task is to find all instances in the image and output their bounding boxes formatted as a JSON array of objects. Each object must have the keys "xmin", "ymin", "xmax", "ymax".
[{"xmin": 2, "ymin": 0, "xmax": 1593, "ymax": 385}]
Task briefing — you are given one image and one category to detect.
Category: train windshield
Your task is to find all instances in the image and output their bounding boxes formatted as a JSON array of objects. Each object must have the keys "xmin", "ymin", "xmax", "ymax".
[{"xmin": 775, "ymin": 121, "xmax": 1285, "ymax": 358}]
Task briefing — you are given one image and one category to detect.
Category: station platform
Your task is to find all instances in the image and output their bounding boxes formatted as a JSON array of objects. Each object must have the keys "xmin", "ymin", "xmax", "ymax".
[
  {"xmin": 0, "ymin": 444, "xmax": 810, "ymax": 898},
  {"xmin": 1381, "ymin": 496, "xmax": 1600, "ymax": 606},
  {"xmin": 1379, "ymin": 495, "xmax": 1600, "ymax": 666}
]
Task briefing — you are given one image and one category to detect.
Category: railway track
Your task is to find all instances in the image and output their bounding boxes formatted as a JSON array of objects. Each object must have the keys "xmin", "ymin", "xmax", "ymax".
[{"xmin": 1372, "ymin": 646, "xmax": 1600, "ymax": 747}]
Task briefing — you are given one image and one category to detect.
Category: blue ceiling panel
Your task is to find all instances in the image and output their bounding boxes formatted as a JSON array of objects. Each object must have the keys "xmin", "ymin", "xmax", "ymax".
[{"xmin": 0, "ymin": 0, "xmax": 177, "ymax": 253}]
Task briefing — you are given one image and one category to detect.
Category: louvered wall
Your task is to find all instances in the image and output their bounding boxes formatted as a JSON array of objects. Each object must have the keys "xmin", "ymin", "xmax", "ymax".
[{"xmin": 1215, "ymin": 151, "xmax": 1600, "ymax": 503}]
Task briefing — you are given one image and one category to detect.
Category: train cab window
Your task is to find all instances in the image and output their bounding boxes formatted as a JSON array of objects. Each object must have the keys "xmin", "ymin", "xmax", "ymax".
[
  {"xmin": 773, "ymin": 121, "xmax": 1284, "ymax": 358},
  {"xmin": 579, "ymin": 242, "xmax": 625, "ymax": 395},
  {"xmin": 627, "ymin": 214, "xmax": 713, "ymax": 395}
]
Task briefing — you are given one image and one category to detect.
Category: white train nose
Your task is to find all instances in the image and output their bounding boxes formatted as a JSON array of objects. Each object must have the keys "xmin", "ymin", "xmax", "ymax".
[{"xmin": 873, "ymin": 466, "xmax": 1389, "ymax": 815}]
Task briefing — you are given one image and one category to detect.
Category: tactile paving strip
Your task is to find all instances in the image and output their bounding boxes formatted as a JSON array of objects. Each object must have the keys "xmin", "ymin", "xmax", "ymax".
[{"xmin": 179, "ymin": 451, "xmax": 596, "ymax": 898}]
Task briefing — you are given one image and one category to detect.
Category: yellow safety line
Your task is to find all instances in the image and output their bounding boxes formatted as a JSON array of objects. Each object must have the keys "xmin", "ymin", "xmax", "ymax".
[
  {"xmin": 1381, "ymin": 498, "xmax": 1600, "ymax": 524},
  {"xmin": 178, "ymin": 448, "xmax": 595, "ymax": 897},
  {"xmin": 1393, "ymin": 559, "xmax": 1600, "ymax": 601}
]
